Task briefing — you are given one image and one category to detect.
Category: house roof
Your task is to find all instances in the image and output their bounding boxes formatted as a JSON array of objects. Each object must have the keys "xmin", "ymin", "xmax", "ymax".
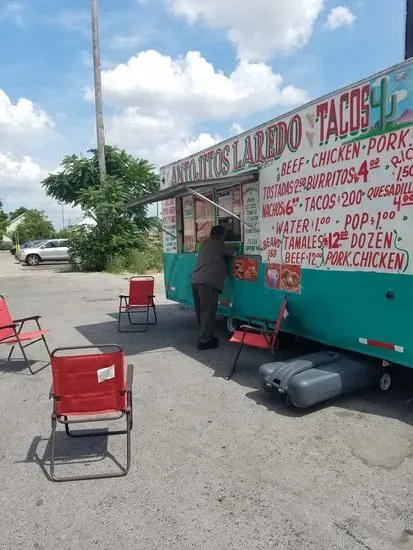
[{"xmin": 6, "ymin": 213, "xmax": 27, "ymax": 231}]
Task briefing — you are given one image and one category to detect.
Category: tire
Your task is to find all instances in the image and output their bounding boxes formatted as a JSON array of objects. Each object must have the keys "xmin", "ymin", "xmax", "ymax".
[
  {"xmin": 379, "ymin": 371, "xmax": 392, "ymax": 392},
  {"xmin": 26, "ymin": 254, "xmax": 40, "ymax": 266}
]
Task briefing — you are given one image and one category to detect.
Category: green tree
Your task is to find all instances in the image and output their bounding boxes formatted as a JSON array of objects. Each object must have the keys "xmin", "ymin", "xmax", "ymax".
[
  {"xmin": 14, "ymin": 209, "xmax": 54, "ymax": 244},
  {"xmin": 53, "ymin": 228, "xmax": 70, "ymax": 239},
  {"xmin": 0, "ymin": 200, "xmax": 8, "ymax": 242},
  {"xmin": 42, "ymin": 146, "xmax": 160, "ymax": 271},
  {"xmin": 42, "ymin": 146, "xmax": 159, "ymax": 227}
]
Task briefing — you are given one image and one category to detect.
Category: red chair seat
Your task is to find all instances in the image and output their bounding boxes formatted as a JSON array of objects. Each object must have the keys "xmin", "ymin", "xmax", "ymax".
[
  {"xmin": 0, "ymin": 328, "xmax": 49, "ymax": 345},
  {"xmin": 230, "ymin": 330, "xmax": 270, "ymax": 350},
  {"xmin": 120, "ymin": 303, "xmax": 152, "ymax": 310}
]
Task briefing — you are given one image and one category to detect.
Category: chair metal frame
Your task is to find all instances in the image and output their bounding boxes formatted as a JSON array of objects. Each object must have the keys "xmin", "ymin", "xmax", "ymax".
[
  {"xmin": 49, "ymin": 344, "xmax": 133, "ymax": 482},
  {"xmin": 0, "ymin": 295, "xmax": 51, "ymax": 374},
  {"xmin": 226, "ymin": 298, "xmax": 288, "ymax": 381},
  {"xmin": 118, "ymin": 276, "xmax": 157, "ymax": 332}
]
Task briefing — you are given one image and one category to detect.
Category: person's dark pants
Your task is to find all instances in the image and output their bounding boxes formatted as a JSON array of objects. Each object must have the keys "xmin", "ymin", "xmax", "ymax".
[{"xmin": 191, "ymin": 283, "xmax": 219, "ymax": 344}]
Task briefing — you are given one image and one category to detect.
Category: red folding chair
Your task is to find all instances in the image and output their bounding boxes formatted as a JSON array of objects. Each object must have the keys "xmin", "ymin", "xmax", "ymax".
[
  {"xmin": 118, "ymin": 276, "xmax": 157, "ymax": 332},
  {"xmin": 49, "ymin": 345, "xmax": 133, "ymax": 482},
  {"xmin": 0, "ymin": 294, "xmax": 51, "ymax": 374},
  {"xmin": 226, "ymin": 298, "xmax": 288, "ymax": 381}
]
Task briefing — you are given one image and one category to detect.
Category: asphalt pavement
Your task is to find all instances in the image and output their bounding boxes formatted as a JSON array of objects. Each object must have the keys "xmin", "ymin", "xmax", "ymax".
[{"xmin": 0, "ymin": 251, "xmax": 412, "ymax": 550}]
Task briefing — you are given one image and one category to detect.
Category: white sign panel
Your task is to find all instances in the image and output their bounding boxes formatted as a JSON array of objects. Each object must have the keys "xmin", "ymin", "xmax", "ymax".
[
  {"xmin": 162, "ymin": 198, "xmax": 177, "ymax": 253},
  {"xmin": 242, "ymin": 182, "xmax": 260, "ymax": 255},
  {"xmin": 260, "ymin": 64, "xmax": 413, "ymax": 275}
]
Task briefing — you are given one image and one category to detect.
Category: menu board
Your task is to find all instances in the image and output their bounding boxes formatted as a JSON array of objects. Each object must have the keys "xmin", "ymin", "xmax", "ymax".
[
  {"xmin": 260, "ymin": 67, "xmax": 413, "ymax": 275},
  {"xmin": 182, "ymin": 195, "xmax": 196, "ymax": 253},
  {"xmin": 242, "ymin": 182, "xmax": 260, "ymax": 255},
  {"xmin": 162, "ymin": 198, "xmax": 177, "ymax": 253}
]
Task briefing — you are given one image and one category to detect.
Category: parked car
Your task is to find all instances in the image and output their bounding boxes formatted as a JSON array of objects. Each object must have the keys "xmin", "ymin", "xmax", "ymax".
[
  {"xmin": 10, "ymin": 240, "xmax": 45, "ymax": 256},
  {"xmin": 16, "ymin": 239, "xmax": 71, "ymax": 266}
]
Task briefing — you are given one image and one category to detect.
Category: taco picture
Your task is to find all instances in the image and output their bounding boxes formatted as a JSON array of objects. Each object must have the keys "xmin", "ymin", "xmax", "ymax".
[{"xmin": 280, "ymin": 266, "xmax": 301, "ymax": 292}]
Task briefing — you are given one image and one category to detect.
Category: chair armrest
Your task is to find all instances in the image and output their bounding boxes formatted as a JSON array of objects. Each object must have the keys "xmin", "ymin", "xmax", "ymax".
[
  {"xmin": 240, "ymin": 324, "xmax": 274, "ymax": 335},
  {"xmin": 0, "ymin": 323, "xmax": 17, "ymax": 331},
  {"xmin": 13, "ymin": 315, "xmax": 41, "ymax": 324},
  {"xmin": 126, "ymin": 364, "xmax": 134, "ymax": 391}
]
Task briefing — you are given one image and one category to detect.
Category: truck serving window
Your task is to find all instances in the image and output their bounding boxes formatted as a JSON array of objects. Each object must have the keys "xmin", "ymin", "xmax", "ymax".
[
  {"xmin": 217, "ymin": 186, "xmax": 242, "ymax": 242},
  {"xmin": 195, "ymin": 195, "xmax": 215, "ymax": 243}
]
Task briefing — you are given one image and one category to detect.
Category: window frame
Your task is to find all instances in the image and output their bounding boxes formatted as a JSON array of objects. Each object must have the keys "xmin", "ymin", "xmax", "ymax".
[{"xmin": 179, "ymin": 183, "xmax": 244, "ymax": 254}]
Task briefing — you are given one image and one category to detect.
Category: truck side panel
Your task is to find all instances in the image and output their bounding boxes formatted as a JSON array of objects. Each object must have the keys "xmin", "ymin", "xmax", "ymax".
[{"xmin": 164, "ymin": 252, "xmax": 413, "ymax": 368}]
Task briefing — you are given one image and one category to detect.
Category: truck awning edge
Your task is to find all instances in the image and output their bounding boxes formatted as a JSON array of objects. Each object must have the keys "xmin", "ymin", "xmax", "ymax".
[{"xmin": 125, "ymin": 170, "xmax": 259, "ymax": 209}]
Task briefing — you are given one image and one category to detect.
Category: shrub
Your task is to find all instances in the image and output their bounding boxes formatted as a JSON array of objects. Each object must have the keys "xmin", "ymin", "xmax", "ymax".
[
  {"xmin": 106, "ymin": 246, "xmax": 163, "ymax": 275},
  {"xmin": 68, "ymin": 222, "xmax": 163, "ymax": 274}
]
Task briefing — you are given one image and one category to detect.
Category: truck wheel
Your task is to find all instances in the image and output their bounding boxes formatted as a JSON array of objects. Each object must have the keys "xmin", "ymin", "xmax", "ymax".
[
  {"xmin": 379, "ymin": 372, "xmax": 392, "ymax": 392},
  {"xmin": 26, "ymin": 254, "xmax": 40, "ymax": 266},
  {"xmin": 226, "ymin": 317, "xmax": 240, "ymax": 335}
]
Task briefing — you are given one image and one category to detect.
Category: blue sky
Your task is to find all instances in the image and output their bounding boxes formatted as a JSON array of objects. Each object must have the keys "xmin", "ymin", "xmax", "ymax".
[{"xmin": 0, "ymin": 0, "xmax": 408, "ymax": 227}]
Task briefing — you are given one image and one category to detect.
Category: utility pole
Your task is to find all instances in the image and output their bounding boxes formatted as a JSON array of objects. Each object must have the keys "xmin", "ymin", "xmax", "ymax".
[
  {"xmin": 60, "ymin": 203, "xmax": 65, "ymax": 230},
  {"xmin": 406, "ymin": 0, "xmax": 413, "ymax": 59},
  {"xmin": 91, "ymin": 0, "xmax": 106, "ymax": 189}
]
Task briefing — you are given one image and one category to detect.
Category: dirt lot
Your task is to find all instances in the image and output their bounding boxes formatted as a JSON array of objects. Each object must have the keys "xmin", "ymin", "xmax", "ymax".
[{"xmin": 0, "ymin": 252, "xmax": 412, "ymax": 549}]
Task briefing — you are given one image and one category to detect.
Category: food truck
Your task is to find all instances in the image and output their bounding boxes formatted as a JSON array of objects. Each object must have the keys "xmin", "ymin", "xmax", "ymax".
[{"xmin": 128, "ymin": 58, "xmax": 413, "ymax": 383}]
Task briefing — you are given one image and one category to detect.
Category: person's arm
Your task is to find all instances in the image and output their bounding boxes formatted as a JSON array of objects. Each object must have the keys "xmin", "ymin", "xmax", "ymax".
[{"xmin": 222, "ymin": 243, "xmax": 237, "ymax": 258}]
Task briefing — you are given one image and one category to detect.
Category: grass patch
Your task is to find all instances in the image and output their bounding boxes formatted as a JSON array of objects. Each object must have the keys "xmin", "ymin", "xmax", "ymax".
[{"xmin": 106, "ymin": 246, "xmax": 163, "ymax": 275}]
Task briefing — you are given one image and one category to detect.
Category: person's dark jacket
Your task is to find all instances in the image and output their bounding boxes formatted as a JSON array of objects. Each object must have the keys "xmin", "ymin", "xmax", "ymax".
[{"xmin": 191, "ymin": 238, "xmax": 233, "ymax": 293}]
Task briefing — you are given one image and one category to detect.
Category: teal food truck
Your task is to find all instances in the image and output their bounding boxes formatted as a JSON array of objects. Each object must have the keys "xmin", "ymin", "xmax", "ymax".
[{"xmin": 128, "ymin": 59, "xmax": 413, "ymax": 386}]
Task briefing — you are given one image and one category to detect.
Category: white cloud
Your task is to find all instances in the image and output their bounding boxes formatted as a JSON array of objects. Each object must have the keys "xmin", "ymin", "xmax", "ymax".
[
  {"xmin": 50, "ymin": 11, "xmax": 90, "ymax": 36},
  {"xmin": 229, "ymin": 123, "xmax": 245, "ymax": 136},
  {"xmin": 109, "ymin": 33, "xmax": 145, "ymax": 51},
  {"xmin": 87, "ymin": 50, "xmax": 308, "ymax": 121},
  {"xmin": 0, "ymin": 153, "xmax": 81, "ymax": 228},
  {"xmin": 0, "ymin": 153, "xmax": 47, "ymax": 213},
  {"xmin": 0, "ymin": 90, "xmax": 54, "ymax": 148},
  {"xmin": 0, "ymin": 90, "xmax": 66, "ymax": 226},
  {"xmin": 171, "ymin": 133, "xmax": 221, "ymax": 161},
  {"xmin": 106, "ymin": 109, "xmax": 220, "ymax": 167},
  {"xmin": 393, "ymin": 89, "xmax": 408, "ymax": 103},
  {"xmin": 324, "ymin": 6, "xmax": 356, "ymax": 31},
  {"xmin": 100, "ymin": 49, "xmax": 308, "ymax": 168},
  {"xmin": 0, "ymin": 2, "xmax": 23, "ymax": 25},
  {"xmin": 107, "ymin": 22, "xmax": 160, "ymax": 52},
  {"xmin": 0, "ymin": 153, "xmax": 43, "ymax": 192},
  {"xmin": 165, "ymin": 0, "xmax": 324, "ymax": 60},
  {"xmin": 5, "ymin": 2, "xmax": 23, "ymax": 13}
]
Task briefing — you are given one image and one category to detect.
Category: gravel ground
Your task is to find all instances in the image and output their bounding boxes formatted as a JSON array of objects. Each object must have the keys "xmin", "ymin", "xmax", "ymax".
[{"xmin": 0, "ymin": 251, "xmax": 412, "ymax": 550}]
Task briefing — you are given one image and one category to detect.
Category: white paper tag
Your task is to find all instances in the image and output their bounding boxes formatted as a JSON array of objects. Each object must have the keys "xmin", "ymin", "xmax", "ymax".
[{"xmin": 97, "ymin": 365, "xmax": 115, "ymax": 383}]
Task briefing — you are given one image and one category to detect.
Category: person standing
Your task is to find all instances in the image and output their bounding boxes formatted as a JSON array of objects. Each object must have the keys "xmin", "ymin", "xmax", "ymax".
[{"xmin": 191, "ymin": 225, "xmax": 236, "ymax": 350}]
